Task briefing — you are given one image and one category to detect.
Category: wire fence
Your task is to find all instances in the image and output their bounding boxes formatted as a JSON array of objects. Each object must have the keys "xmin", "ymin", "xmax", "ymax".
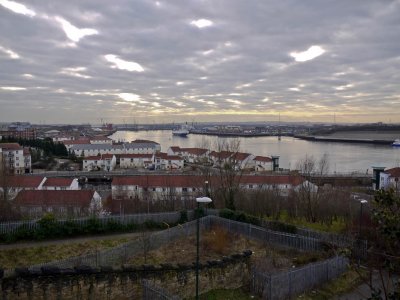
[
  {"xmin": 3, "ymin": 215, "xmax": 330, "ymax": 278},
  {"xmin": 252, "ymin": 256, "xmax": 349, "ymax": 299},
  {"xmin": 142, "ymin": 280, "xmax": 181, "ymax": 300},
  {"xmin": 209, "ymin": 216, "xmax": 323, "ymax": 252},
  {"xmin": 0, "ymin": 210, "xmax": 218, "ymax": 235}
]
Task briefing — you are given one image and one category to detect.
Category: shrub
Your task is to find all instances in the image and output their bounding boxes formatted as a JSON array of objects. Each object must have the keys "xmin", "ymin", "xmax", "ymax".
[
  {"xmin": 202, "ymin": 227, "xmax": 231, "ymax": 255},
  {"xmin": 179, "ymin": 210, "xmax": 188, "ymax": 223}
]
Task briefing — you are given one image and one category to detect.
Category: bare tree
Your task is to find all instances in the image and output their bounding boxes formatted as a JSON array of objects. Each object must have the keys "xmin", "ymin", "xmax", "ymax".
[{"xmin": 214, "ymin": 138, "xmax": 244, "ymax": 210}]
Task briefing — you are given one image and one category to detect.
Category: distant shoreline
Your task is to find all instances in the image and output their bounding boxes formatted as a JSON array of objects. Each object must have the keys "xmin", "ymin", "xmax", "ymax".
[{"xmin": 294, "ymin": 135, "xmax": 394, "ymax": 145}]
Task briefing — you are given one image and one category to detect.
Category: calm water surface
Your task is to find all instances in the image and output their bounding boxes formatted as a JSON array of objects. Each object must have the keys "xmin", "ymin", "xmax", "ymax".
[{"xmin": 109, "ymin": 130, "xmax": 400, "ymax": 173}]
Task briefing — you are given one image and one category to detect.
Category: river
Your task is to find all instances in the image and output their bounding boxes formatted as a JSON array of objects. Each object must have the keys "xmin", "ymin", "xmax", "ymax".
[{"xmin": 109, "ymin": 130, "xmax": 400, "ymax": 174}]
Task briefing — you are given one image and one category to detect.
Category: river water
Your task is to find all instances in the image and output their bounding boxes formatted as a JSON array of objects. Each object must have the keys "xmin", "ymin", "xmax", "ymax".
[{"xmin": 109, "ymin": 130, "xmax": 400, "ymax": 174}]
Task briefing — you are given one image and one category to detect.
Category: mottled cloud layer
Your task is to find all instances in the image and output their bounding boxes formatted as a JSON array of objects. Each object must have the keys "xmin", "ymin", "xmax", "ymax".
[{"xmin": 1, "ymin": 0, "xmax": 400, "ymax": 123}]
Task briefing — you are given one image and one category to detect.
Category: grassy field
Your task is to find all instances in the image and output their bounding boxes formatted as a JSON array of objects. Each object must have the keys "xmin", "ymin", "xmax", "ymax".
[
  {"xmin": 0, "ymin": 238, "xmax": 131, "ymax": 269},
  {"xmin": 267, "ymin": 210, "xmax": 348, "ymax": 234},
  {"xmin": 296, "ymin": 269, "xmax": 364, "ymax": 300}
]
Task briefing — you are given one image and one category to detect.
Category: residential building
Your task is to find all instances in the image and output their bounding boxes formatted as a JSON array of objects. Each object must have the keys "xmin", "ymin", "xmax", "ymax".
[
  {"xmin": 111, "ymin": 174, "xmax": 312, "ymax": 202},
  {"xmin": 82, "ymin": 154, "xmax": 116, "ymax": 171},
  {"xmin": 14, "ymin": 190, "xmax": 102, "ymax": 218},
  {"xmin": 153, "ymin": 152, "xmax": 184, "ymax": 170},
  {"xmin": 41, "ymin": 177, "xmax": 79, "ymax": 190},
  {"xmin": 167, "ymin": 146, "xmax": 209, "ymax": 163},
  {"xmin": 379, "ymin": 167, "xmax": 400, "ymax": 191},
  {"xmin": 0, "ymin": 122, "xmax": 37, "ymax": 140},
  {"xmin": 90, "ymin": 136, "xmax": 113, "ymax": 145},
  {"xmin": 70, "ymin": 141, "xmax": 160, "ymax": 157},
  {"xmin": 0, "ymin": 143, "xmax": 31, "ymax": 174},
  {"xmin": 0, "ymin": 175, "xmax": 46, "ymax": 200},
  {"xmin": 63, "ymin": 139, "xmax": 90, "ymax": 151},
  {"xmin": 119, "ymin": 154, "xmax": 153, "ymax": 169},
  {"xmin": 253, "ymin": 156, "xmax": 274, "ymax": 172}
]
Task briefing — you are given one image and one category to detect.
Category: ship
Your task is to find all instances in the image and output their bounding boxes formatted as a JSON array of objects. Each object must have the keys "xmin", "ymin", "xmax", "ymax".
[
  {"xmin": 172, "ymin": 124, "xmax": 190, "ymax": 137},
  {"xmin": 392, "ymin": 139, "xmax": 400, "ymax": 147}
]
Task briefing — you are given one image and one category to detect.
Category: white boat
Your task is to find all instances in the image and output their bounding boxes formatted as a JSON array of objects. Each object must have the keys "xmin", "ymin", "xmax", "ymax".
[
  {"xmin": 172, "ymin": 125, "xmax": 190, "ymax": 137},
  {"xmin": 392, "ymin": 139, "xmax": 400, "ymax": 147}
]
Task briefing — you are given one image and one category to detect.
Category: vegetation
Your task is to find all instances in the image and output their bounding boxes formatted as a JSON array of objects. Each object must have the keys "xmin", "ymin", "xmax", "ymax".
[
  {"xmin": 195, "ymin": 288, "xmax": 260, "ymax": 300},
  {"xmin": 0, "ymin": 238, "xmax": 130, "ymax": 269},
  {"xmin": 296, "ymin": 269, "xmax": 365, "ymax": 300},
  {"xmin": 0, "ymin": 213, "xmax": 172, "ymax": 243},
  {"xmin": 1, "ymin": 137, "xmax": 68, "ymax": 157}
]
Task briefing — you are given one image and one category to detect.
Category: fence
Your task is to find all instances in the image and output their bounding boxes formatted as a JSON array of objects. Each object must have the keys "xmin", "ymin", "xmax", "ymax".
[
  {"xmin": 0, "ymin": 210, "xmax": 216, "ymax": 235},
  {"xmin": 209, "ymin": 216, "xmax": 323, "ymax": 252},
  {"xmin": 142, "ymin": 280, "xmax": 181, "ymax": 300},
  {"xmin": 252, "ymin": 256, "xmax": 349, "ymax": 299},
  {"xmin": 2, "ymin": 215, "xmax": 327, "ymax": 277}
]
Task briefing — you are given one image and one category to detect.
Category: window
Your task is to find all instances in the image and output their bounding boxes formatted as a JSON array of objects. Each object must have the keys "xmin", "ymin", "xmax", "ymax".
[
  {"xmin": 249, "ymin": 184, "xmax": 253, "ymax": 189},
  {"xmin": 182, "ymin": 187, "xmax": 188, "ymax": 192},
  {"xmin": 152, "ymin": 188, "xmax": 156, "ymax": 191}
]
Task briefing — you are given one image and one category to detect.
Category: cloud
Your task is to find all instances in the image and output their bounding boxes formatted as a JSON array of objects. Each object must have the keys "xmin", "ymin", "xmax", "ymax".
[
  {"xmin": 104, "ymin": 55, "xmax": 144, "ymax": 72},
  {"xmin": 290, "ymin": 45, "xmax": 326, "ymax": 62},
  {"xmin": 54, "ymin": 16, "xmax": 98, "ymax": 43},
  {"xmin": 190, "ymin": 19, "xmax": 213, "ymax": 28},
  {"xmin": 1, "ymin": 86, "xmax": 26, "ymax": 91},
  {"xmin": 0, "ymin": 45, "xmax": 19, "ymax": 59},
  {"xmin": 0, "ymin": 0, "xmax": 35, "ymax": 17},
  {"xmin": 0, "ymin": 0, "xmax": 400, "ymax": 123},
  {"xmin": 60, "ymin": 67, "xmax": 91, "ymax": 79}
]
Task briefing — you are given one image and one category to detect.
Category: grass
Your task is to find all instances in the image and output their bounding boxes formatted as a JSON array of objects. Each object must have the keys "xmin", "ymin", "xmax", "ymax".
[
  {"xmin": 296, "ymin": 269, "xmax": 365, "ymax": 300},
  {"xmin": 268, "ymin": 210, "xmax": 347, "ymax": 234},
  {"xmin": 194, "ymin": 287, "xmax": 260, "ymax": 300},
  {"xmin": 0, "ymin": 238, "xmax": 130, "ymax": 269}
]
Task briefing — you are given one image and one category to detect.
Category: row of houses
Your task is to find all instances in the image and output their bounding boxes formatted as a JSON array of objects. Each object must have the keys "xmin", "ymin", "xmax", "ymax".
[
  {"xmin": 67, "ymin": 140, "xmax": 160, "ymax": 156},
  {"xmin": 167, "ymin": 146, "xmax": 279, "ymax": 171},
  {"xmin": 111, "ymin": 174, "xmax": 311, "ymax": 201},
  {"xmin": 82, "ymin": 152, "xmax": 184, "ymax": 171},
  {"xmin": 0, "ymin": 175, "xmax": 101, "ymax": 218}
]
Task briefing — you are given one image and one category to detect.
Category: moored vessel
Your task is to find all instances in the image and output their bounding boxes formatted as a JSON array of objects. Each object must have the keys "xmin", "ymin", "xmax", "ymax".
[{"xmin": 392, "ymin": 139, "xmax": 400, "ymax": 147}]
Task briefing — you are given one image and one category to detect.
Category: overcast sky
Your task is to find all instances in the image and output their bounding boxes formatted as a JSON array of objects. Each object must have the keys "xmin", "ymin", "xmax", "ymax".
[{"xmin": 1, "ymin": 0, "xmax": 400, "ymax": 124}]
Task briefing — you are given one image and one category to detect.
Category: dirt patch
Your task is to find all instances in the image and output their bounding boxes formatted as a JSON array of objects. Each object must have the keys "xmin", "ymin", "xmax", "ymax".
[{"xmin": 128, "ymin": 226, "xmax": 330, "ymax": 273}]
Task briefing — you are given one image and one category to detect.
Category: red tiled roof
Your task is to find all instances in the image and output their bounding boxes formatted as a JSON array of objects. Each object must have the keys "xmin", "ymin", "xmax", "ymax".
[
  {"xmin": 43, "ymin": 177, "xmax": 74, "ymax": 187},
  {"xmin": 385, "ymin": 167, "xmax": 400, "ymax": 177},
  {"xmin": 0, "ymin": 143, "xmax": 23, "ymax": 150},
  {"xmin": 84, "ymin": 154, "xmax": 114, "ymax": 160},
  {"xmin": 155, "ymin": 152, "xmax": 183, "ymax": 160},
  {"xmin": 181, "ymin": 148, "xmax": 208, "ymax": 155},
  {"xmin": 14, "ymin": 190, "xmax": 95, "ymax": 207},
  {"xmin": 63, "ymin": 140, "xmax": 90, "ymax": 145},
  {"xmin": 231, "ymin": 152, "xmax": 251, "ymax": 161},
  {"xmin": 90, "ymin": 136, "xmax": 111, "ymax": 141},
  {"xmin": 209, "ymin": 151, "xmax": 233, "ymax": 160},
  {"xmin": 112, "ymin": 175, "xmax": 206, "ymax": 188},
  {"xmin": 169, "ymin": 146, "xmax": 181, "ymax": 152},
  {"xmin": 254, "ymin": 156, "xmax": 272, "ymax": 162},
  {"xmin": 240, "ymin": 175, "xmax": 305, "ymax": 186},
  {"xmin": 112, "ymin": 175, "xmax": 305, "ymax": 188},
  {"xmin": 120, "ymin": 154, "xmax": 153, "ymax": 159},
  {"xmin": 6, "ymin": 176, "xmax": 45, "ymax": 188}
]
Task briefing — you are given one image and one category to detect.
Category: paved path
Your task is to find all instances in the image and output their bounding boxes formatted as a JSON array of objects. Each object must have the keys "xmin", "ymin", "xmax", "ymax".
[{"xmin": 0, "ymin": 231, "xmax": 156, "ymax": 250}]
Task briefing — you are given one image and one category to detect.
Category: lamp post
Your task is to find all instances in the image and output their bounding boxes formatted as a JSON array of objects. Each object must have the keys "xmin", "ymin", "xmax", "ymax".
[
  {"xmin": 195, "ymin": 196, "xmax": 212, "ymax": 300},
  {"xmin": 358, "ymin": 199, "xmax": 368, "ymax": 238}
]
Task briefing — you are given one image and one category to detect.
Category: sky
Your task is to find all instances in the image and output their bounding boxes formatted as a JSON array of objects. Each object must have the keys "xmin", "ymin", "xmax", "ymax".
[{"xmin": 1, "ymin": 0, "xmax": 400, "ymax": 124}]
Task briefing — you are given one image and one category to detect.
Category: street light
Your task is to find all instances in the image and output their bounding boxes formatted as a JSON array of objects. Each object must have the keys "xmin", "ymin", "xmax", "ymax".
[
  {"xmin": 358, "ymin": 199, "xmax": 368, "ymax": 238},
  {"xmin": 195, "ymin": 196, "xmax": 212, "ymax": 300}
]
